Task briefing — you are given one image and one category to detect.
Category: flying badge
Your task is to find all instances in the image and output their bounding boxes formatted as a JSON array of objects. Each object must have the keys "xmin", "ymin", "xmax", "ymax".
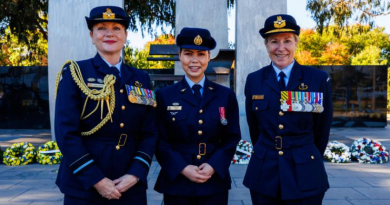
[
  {"xmin": 252, "ymin": 95, "xmax": 264, "ymax": 100},
  {"xmin": 167, "ymin": 106, "xmax": 182, "ymax": 111},
  {"xmin": 97, "ymin": 78, "xmax": 104, "ymax": 83},
  {"xmin": 87, "ymin": 83, "xmax": 104, "ymax": 88},
  {"xmin": 170, "ymin": 112, "xmax": 178, "ymax": 115},
  {"xmin": 87, "ymin": 78, "xmax": 96, "ymax": 82},
  {"xmin": 173, "ymin": 103, "xmax": 179, "ymax": 106},
  {"xmin": 298, "ymin": 83, "xmax": 308, "ymax": 90},
  {"xmin": 135, "ymin": 81, "xmax": 143, "ymax": 87},
  {"xmin": 219, "ymin": 107, "xmax": 228, "ymax": 125}
]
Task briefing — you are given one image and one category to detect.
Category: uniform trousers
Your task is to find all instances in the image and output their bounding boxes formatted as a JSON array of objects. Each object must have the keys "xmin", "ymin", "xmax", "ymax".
[
  {"xmin": 164, "ymin": 191, "xmax": 228, "ymax": 205},
  {"xmin": 64, "ymin": 192, "xmax": 147, "ymax": 205},
  {"xmin": 250, "ymin": 190, "xmax": 325, "ymax": 205}
]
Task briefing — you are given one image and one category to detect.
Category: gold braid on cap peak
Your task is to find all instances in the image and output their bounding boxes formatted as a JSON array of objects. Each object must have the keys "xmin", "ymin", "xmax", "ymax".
[{"xmin": 55, "ymin": 60, "xmax": 116, "ymax": 136}]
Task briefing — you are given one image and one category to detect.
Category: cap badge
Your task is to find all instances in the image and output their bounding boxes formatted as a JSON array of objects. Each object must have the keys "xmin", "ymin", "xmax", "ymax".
[
  {"xmin": 103, "ymin": 8, "xmax": 115, "ymax": 19},
  {"xmin": 194, "ymin": 35, "xmax": 203, "ymax": 45},
  {"xmin": 274, "ymin": 16, "xmax": 286, "ymax": 29}
]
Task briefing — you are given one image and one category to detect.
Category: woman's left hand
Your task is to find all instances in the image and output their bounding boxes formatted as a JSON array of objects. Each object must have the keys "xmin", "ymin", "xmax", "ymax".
[
  {"xmin": 113, "ymin": 174, "xmax": 139, "ymax": 193},
  {"xmin": 198, "ymin": 163, "xmax": 215, "ymax": 178}
]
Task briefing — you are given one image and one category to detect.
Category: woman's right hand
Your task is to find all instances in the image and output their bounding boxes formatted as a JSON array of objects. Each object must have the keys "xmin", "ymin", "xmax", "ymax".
[
  {"xmin": 93, "ymin": 177, "xmax": 122, "ymax": 200},
  {"xmin": 181, "ymin": 165, "xmax": 210, "ymax": 183}
]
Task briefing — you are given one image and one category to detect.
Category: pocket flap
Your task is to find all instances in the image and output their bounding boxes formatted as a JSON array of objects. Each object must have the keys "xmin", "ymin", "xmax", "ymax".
[
  {"xmin": 292, "ymin": 146, "xmax": 314, "ymax": 163},
  {"xmin": 252, "ymin": 101, "xmax": 268, "ymax": 111}
]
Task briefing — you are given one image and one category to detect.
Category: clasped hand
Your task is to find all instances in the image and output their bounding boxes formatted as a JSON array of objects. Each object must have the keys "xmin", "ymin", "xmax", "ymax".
[
  {"xmin": 94, "ymin": 174, "xmax": 139, "ymax": 200},
  {"xmin": 181, "ymin": 163, "xmax": 215, "ymax": 183}
]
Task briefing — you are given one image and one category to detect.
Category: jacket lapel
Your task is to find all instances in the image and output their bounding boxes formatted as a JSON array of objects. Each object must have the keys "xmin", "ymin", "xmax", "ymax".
[
  {"xmin": 200, "ymin": 78, "xmax": 215, "ymax": 108},
  {"xmin": 92, "ymin": 54, "xmax": 122, "ymax": 85},
  {"xmin": 179, "ymin": 79, "xmax": 199, "ymax": 107},
  {"xmin": 286, "ymin": 62, "xmax": 304, "ymax": 91},
  {"xmin": 264, "ymin": 64, "xmax": 280, "ymax": 93},
  {"xmin": 120, "ymin": 64, "xmax": 133, "ymax": 88}
]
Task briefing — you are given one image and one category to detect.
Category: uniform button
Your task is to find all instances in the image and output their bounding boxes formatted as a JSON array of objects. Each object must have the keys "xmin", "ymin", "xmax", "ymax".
[
  {"xmin": 199, "ymin": 109, "xmax": 203, "ymax": 114},
  {"xmin": 279, "ymin": 151, "xmax": 284, "ymax": 156},
  {"xmin": 120, "ymin": 123, "xmax": 124, "ymax": 128},
  {"xmin": 121, "ymin": 106, "xmax": 126, "ymax": 110},
  {"xmin": 255, "ymin": 107, "xmax": 258, "ymax": 110},
  {"xmin": 311, "ymin": 155, "xmax": 315, "ymax": 160},
  {"xmin": 279, "ymin": 124, "xmax": 284, "ymax": 130},
  {"xmin": 198, "ymin": 130, "xmax": 203, "ymax": 135},
  {"xmin": 279, "ymin": 111, "xmax": 284, "ymax": 116},
  {"xmin": 199, "ymin": 120, "xmax": 203, "ymax": 125},
  {"xmin": 120, "ymin": 89, "xmax": 124, "ymax": 93},
  {"xmin": 172, "ymin": 118, "xmax": 175, "ymax": 121}
]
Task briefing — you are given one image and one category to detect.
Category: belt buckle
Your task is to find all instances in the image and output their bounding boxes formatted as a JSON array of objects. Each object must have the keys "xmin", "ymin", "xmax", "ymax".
[
  {"xmin": 275, "ymin": 136, "xmax": 282, "ymax": 150},
  {"xmin": 197, "ymin": 143, "xmax": 207, "ymax": 159}
]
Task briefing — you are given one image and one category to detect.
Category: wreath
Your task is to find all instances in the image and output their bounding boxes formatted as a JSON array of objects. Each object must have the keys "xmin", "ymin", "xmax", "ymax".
[
  {"xmin": 232, "ymin": 140, "xmax": 253, "ymax": 164},
  {"xmin": 3, "ymin": 142, "xmax": 37, "ymax": 166},
  {"xmin": 323, "ymin": 141, "xmax": 351, "ymax": 163},
  {"xmin": 0, "ymin": 146, "xmax": 3, "ymax": 164},
  {"xmin": 351, "ymin": 138, "xmax": 389, "ymax": 164},
  {"xmin": 36, "ymin": 141, "xmax": 63, "ymax": 165}
]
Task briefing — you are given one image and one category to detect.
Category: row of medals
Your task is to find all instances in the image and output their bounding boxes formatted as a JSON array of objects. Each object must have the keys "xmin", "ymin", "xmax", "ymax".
[
  {"xmin": 286, "ymin": 100, "xmax": 324, "ymax": 113},
  {"xmin": 128, "ymin": 90, "xmax": 157, "ymax": 107}
]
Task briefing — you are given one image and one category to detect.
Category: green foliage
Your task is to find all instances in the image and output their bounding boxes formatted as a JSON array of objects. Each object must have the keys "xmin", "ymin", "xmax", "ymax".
[
  {"xmin": 124, "ymin": 34, "xmax": 175, "ymax": 69},
  {"xmin": 306, "ymin": 0, "xmax": 390, "ymax": 35},
  {"xmin": 0, "ymin": 27, "xmax": 48, "ymax": 66},
  {"xmin": 295, "ymin": 25, "xmax": 390, "ymax": 66}
]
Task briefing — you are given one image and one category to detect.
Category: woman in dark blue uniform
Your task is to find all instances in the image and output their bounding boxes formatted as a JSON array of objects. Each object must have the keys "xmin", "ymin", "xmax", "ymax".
[
  {"xmin": 54, "ymin": 6, "xmax": 157, "ymax": 204},
  {"xmin": 243, "ymin": 14, "xmax": 333, "ymax": 205},
  {"xmin": 154, "ymin": 27, "xmax": 241, "ymax": 205}
]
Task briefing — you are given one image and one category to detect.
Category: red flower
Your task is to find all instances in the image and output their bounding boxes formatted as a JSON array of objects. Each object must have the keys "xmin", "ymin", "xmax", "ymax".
[
  {"xmin": 380, "ymin": 147, "xmax": 383, "ymax": 151},
  {"xmin": 243, "ymin": 141, "xmax": 246, "ymax": 143},
  {"xmin": 247, "ymin": 155, "xmax": 250, "ymax": 157},
  {"xmin": 370, "ymin": 156, "xmax": 373, "ymax": 159},
  {"xmin": 358, "ymin": 145, "xmax": 361, "ymax": 149},
  {"xmin": 360, "ymin": 153, "xmax": 364, "ymax": 156}
]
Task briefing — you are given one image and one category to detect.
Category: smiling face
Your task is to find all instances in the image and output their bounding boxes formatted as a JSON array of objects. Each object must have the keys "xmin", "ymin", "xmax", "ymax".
[
  {"xmin": 265, "ymin": 33, "xmax": 298, "ymax": 70},
  {"xmin": 90, "ymin": 22, "xmax": 127, "ymax": 58},
  {"xmin": 179, "ymin": 48, "xmax": 210, "ymax": 83}
]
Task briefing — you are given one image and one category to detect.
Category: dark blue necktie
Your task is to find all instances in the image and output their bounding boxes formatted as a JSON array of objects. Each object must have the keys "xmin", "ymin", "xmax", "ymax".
[
  {"xmin": 111, "ymin": 66, "xmax": 121, "ymax": 84},
  {"xmin": 278, "ymin": 72, "xmax": 286, "ymax": 91},
  {"xmin": 192, "ymin": 84, "xmax": 202, "ymax": 104}
]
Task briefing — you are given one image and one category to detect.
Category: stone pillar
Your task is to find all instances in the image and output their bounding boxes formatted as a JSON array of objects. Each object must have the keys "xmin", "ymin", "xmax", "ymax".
[
  {"xmin": 48, "ymin": 0, "xmax": 124, "ymax": 139},
  {"xmin": 236, "ymin": 0, "xmax": 287, "ymax": 141},
  {"xmin": 175, "ymin": 0, "xmax": 229, "ymax": 87}
]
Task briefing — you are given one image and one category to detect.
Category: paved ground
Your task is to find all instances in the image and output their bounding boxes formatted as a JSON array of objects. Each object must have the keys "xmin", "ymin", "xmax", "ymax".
[{"xmin": 0, "ymin": 127, "xmax": 389, "ymax": 205}]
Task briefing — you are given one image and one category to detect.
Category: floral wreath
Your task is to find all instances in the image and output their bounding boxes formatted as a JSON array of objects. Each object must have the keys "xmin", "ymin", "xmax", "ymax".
[
  {"xmin": 232, "ymin": 140, "xmax": 253, "ymax": 164},
  {"xmin": 37, "ymin": 141, "xmax": 63, "ymax": 165},
  {"xmin": 0, "ymin": 146, "xmax": 3, "ymax": 164},
  {"xmin": 3, "ymin": 142, "xmax": 37, "ymax": 166},
  {"xmin": 323, "ymin": 141, "xmax": 351, "ymax": 163},
  {"xmin": 351, "ymin": 138, "xmax": 389, "ymax": 164}
]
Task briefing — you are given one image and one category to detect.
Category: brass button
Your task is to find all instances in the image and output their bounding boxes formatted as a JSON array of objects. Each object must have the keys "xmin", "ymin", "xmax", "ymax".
[
  {"xmin": 198, "ymin": 130, "xmax": 203, "ymax": 135},
  {"xmin": 121, "ymin": 105, "xmax": 126, "ymax": 110},
  {"xmin": 199, "ymin": 109, "xmax": 203, "ymax": 114},
  {"xmin": 172, "ymin": 118, "xmax": 175, "ymax": 121},
  {"xmin": 120, "ymin": 123, "xmax": 124, "ymax": 128},
  {"xmin": 255, "ymin": 107, "xmax": 258, "ymax": 110},
  {"xmin": 279, "ymin": 111, "xmax": 284, "ymax": 116},
  {"xmin": 120, "ymin": 89, "xmax": 124, "ymax": 94},
  {"xmin": 198, "ymin": 120, "xmax": 203, "ymax": 125},
  {"xmin": 279, "ymin": 151, "xmax": 284, "ymax": 156},
  {"xmin": 279, "ymin": 124, "xmax": 284, "ymax": 130},
  {"xmin": 311, "ymin": 156, "xmax": 315, "ymax": 160}
]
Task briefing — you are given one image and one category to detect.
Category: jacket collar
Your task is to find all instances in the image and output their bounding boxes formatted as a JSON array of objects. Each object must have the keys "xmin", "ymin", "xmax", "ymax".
[
  {"xmin": 178, "ymin": 77, "xmax": 215, "ymax": 107},
  {"xmin": 264, "ymin": 61, "xmax": 304, "ymax": 93}
]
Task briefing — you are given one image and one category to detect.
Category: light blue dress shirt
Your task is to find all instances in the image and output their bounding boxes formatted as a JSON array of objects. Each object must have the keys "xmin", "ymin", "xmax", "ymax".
[
  {"xmin": 272, "ymin": 60, "xmax": 294, "ymax": 87},
  {"xmin": 185, "ymin": 75, "xmax": 206, "ymax": 96},
  {"xmin": 101, "ymin": 56, "xmax": 123, "ymax": 76}
]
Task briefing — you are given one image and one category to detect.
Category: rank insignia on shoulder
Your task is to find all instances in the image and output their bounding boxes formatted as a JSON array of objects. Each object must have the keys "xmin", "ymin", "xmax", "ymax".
[
  {"xmin": 252, "ymin": 95, "xmax": 264, "ymax": 100},
  {"xmin": 87, "ymin": 83, "xmax": 104, "ymax": 88},
  {"xmin": 87, "ymin": 78, "xmax": 96, "ymax": 82},
  {"xmin": 167, "ymin": 106, "xmax": 182, "ymax": 111},
  {"xmin": 209, "ymin": 87, "xmax": 214, "ymax": 91},
  {"xmin": 135, "ymin": 81, "xmax": 143, "ymax": 87},
  {"xmin": 181, "ymin": 88, "xmax": 186, "ymax": 93},
  {"xmin": 280, "ymin": 91, "xmax": 324, "ymax": 113},
  {"xmin": 125, "ymin": 84, "xmax": 157, "ymax": 107},
  {"xmin": 298, "ymin": 83, "xmax": 308, "ymax": 90}
]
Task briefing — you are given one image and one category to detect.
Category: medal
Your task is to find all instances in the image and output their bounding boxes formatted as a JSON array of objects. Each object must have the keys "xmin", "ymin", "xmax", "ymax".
[{"xmin": 219, "ymin": 107, "xmax": 228, "ymax": 125}]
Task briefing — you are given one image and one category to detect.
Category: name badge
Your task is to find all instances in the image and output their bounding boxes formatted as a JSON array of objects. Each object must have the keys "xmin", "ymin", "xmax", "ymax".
[
  {"xmin": 167, "ymin": 106, "xmax": 182, "ymax": 111},
  {"xmin": 252, "ymin": 95, "xmax": 264, "ymax": 100},
  {"xmin": 87, "ymin": 83, "xmax": 104, "ymax": 88}
]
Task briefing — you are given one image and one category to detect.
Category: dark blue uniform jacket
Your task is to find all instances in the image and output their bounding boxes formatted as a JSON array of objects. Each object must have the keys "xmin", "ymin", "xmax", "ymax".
[
  {"xmin": 154, "ymin": 78, "xmax": 241, "ymax": 196},
  {"xmin": 55, "ymin": 54, "xmax": 157, "ymax": 199},
  {"xmin": 243, "ymin": 62, "xmax": 333, "ymax": 200}
]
